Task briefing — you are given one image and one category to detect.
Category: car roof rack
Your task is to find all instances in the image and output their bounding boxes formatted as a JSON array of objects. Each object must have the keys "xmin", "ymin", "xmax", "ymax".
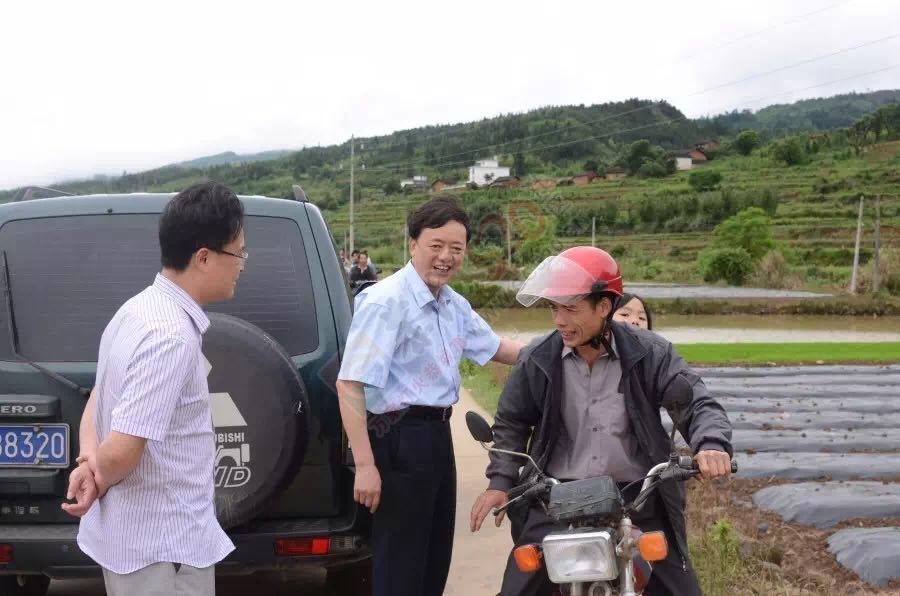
[{"xmin": 11, "ymin": 186, "xmax": 75, "ymax": 202}]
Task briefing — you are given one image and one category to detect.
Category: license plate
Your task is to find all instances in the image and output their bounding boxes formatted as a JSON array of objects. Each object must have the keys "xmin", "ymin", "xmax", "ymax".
[{"xmin": 0, "ymin": 424, "xmax": 70, "ymax": 468}]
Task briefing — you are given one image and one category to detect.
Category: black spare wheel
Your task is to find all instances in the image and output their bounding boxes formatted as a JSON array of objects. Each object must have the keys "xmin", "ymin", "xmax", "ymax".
[{"xmin": 203, "ymin": 313, "xmax": 309, "ymax": 529}]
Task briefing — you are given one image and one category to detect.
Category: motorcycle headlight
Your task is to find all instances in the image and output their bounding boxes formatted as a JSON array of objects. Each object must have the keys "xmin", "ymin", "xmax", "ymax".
[{"xmin": 542, "ymin": 529, "xmax": 619, "ymax": 583}]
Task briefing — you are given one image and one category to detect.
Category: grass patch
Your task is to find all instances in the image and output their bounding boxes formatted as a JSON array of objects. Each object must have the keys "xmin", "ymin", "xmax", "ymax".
[
  {"xmin": 678, "ymin": 342, "xmax": 900, "ymax": 366},
  {"xmin": 459, "ymin": 360, "xmax": 509, "ymax": 414}
]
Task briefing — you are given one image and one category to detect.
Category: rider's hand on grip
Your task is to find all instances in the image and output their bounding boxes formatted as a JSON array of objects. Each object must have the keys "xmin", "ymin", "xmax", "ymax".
[{"xmin": 693, "ymin": 449, "xmax": 735, "ymax": 481}]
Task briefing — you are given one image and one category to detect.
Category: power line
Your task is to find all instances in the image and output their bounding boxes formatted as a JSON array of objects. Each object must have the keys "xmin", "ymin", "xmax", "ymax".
[
  {"xmin": 357, "ymin": 31, "xmax": 900, "ymax": 174},
  {"xmin": 340, "ymin": 2, "xmax": 858, "ymax": 161},
  {"xmin": 360, "ymin": 102, "xmax": 668, "ymax": 172},
  {"xmin": 360, "ymin": 63, "xmax": 900, "ymax": 175},
  {"xmin": 679, "ymin": 1, "xmax": 855, "ymax": 61},
  {"xmin": 691, "ymin": 32, "xmax": 900, "ymax": 97}
]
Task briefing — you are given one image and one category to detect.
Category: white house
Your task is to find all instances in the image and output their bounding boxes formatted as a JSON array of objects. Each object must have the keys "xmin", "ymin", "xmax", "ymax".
[
  {"xmin": 675, "ymin": 156, "xmax": 693, "ymax": 171},
  {"xmin": 468, "ymin": 156, "xmax": 510, "ymax": 186}
]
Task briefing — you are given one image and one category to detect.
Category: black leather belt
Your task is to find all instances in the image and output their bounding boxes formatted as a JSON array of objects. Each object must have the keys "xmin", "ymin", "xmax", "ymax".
[{"xmin": 402, "ymin": 405, "xmax": 453, "ymax": 422}]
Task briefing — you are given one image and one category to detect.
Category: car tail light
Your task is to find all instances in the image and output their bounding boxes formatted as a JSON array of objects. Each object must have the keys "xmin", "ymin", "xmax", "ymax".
[
  {"xmin": 0, "ymin": 544, "xmax": 12, "ymax": 563},
  {"xmin": 275, "ymin": 538, "xmax": 330, "ymax": 556},
  {"xmin": 274, "ymin": 536, "xmax": 359, "ymax": 557}
]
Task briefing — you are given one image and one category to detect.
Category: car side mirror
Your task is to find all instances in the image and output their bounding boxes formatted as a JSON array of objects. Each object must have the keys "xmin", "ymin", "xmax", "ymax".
[{"xmin": 466, "ymin": 411, "xmax": 494, "ymax": 443}]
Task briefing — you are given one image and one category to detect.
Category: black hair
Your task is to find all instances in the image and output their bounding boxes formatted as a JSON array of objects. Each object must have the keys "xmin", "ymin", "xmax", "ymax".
[
  {"xmin": 351, "ymin": 249, "xmax": 360, "ymax": 256},
  {"xmin": 616, "ymin": 292, "xmax": 653, "ymax": 330},
  {"xmin": 407, "ymin": 195, "xmax": 470, "ymax": 241},
  {"xmin": 359, "ymin": 251, "xmax": 368, "ymax": 257},
  {"xmin": 159, "ymin": 182, "xmax": 244, "ymax": 271},
  {"xmin": 584, "ymin": 293, "xmax": 617, "ymax": 317}
]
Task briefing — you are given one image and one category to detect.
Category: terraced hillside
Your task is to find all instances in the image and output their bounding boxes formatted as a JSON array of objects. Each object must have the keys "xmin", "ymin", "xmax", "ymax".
[{"xmin": 327, "ymin": 141, "xmax": 900, "ymax": 289}]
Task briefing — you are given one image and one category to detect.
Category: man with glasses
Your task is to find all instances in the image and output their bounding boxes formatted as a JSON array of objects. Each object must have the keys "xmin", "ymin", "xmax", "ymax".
[{"xmin": 62, "ymin": 182, "xmax": 246, "ymax": 596}]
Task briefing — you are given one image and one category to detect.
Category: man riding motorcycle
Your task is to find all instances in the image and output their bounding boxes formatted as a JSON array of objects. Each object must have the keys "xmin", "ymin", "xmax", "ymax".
[{"xmin": 470, "ymin": 246, "xmax": 734, "ymax": 595}]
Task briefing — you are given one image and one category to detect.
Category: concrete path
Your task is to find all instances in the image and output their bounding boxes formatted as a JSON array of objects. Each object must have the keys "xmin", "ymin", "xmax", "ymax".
[{"xmin": 445, "ymin": 387, "xmax": 513, "ymax": 596}]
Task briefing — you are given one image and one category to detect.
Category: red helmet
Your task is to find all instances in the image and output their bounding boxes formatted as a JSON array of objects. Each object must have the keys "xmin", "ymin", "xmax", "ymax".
[{"xmin": 517, "ymin": 246, "xmax": 623, "ymax": 307}]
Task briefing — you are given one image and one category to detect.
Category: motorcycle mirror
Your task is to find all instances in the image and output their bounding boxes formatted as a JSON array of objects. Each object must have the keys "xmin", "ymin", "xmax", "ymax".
[{"xmin": 465, "ymin": 411, "xmax": 494, "ymax": 443}]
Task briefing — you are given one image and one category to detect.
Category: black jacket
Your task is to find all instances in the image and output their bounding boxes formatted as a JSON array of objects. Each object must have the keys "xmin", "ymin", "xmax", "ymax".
[
  {"xmin": 349, "ymin": 265, "xmax": 376, "ymax": 283},
  {"xmin": 486, "ymin": 321, "xmax": 733, "ymax": 562}
]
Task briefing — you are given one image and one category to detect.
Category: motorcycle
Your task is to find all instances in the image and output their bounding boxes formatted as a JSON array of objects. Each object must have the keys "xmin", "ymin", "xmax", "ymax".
[{"xmin": 466, "ymin": 381, "xmax": 736, "ymax": 596}]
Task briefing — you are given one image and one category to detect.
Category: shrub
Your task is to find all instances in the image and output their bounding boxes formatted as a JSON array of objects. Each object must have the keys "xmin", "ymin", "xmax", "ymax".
[
  {"xmin": 710, "ymin": 207, "xmax": 775, "ymax": 261},
  {"xmin": 771, "ymin": 137, "xmax": 808, "ymax": 166},
  {"xmin": 749, "ymin": 250, "xmax": 801, "ymax": 289},
  {"xmin": 367, "ymin": 245, "xmax": 402, "ymax": 268},
  {"xmin": 637, "ymin": 161, "xmax": 668, "ymax": 178},
  {"xmin": 688, "ymin": 170, "xmax": 723, "ymax": 191},
  {"xmin": 699, "ymin": 247, "xmax": 755, "ymax": 285},
  {"xmin": 732, "ymin": 130, "xmax": 761, "ymax": 156},
  {"xmin": 857, "ymin": 248, "xmax": 900, "ymax": 296},
  {"xmin": 449, "ymin": 281, "xmax": 518, "ymax": 309}
]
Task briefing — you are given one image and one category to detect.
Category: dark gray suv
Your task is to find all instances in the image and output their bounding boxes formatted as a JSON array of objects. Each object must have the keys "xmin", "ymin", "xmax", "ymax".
[{"xmin": 0, "ymin": 189, "xmax": 370, "ymax": 595}]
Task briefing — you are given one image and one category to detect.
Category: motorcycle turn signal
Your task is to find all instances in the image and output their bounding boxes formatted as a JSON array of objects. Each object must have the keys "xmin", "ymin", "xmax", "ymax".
[{"xmin": 513, "ymin": 544, "xmax": 543, "ymax": 572}]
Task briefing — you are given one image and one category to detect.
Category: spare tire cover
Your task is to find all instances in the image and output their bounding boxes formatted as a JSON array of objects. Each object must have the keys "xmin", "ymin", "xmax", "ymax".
[{"xmin": 203, "ymin": 312, "xmax": 309, "ymax": 529}]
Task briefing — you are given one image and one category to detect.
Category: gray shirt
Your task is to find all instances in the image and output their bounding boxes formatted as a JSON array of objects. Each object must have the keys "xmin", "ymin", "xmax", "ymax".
[{"xmin": 545, "ymin": 339, "xmax": 647, "ymax": 482}]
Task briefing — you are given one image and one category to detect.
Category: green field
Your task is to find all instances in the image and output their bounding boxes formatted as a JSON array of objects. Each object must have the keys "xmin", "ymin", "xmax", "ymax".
[{"xmin": 677, "ymin": 341, "xmax": 900, "ymax": 365}]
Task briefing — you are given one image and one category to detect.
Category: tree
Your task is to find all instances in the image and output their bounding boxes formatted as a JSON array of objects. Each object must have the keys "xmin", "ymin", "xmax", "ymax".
[
  {"xmin": 637, "ymin": 161, "xmax": 667, "ymax": 178},
  {"xmin": 698, "ymin": 247, "xmax": 755, "ymax": 285},
  {"xmin": 733, "ymin": 130, "xmax": 761, "ymax": 156},
  {"xmin": 583, "ymin": 159, "xmax": 599, "ymax": 173},
  {"xmin": 383, "ymin": 180, "xmax": 401, "ymax": 195},
  {"xmin": 622, "ymin": 140, "xmax": 653, "ymax": 175},
  {"xmin": 772, "ymin": 137, "xmax": 807, "ymax": 166},
  {"xmin": 513, "ymin": 152, "xmax": 526, "ymax": 178},
  {"xmin": 622, "ymin": 140, "xmax": 675, "ymax": 178},
  {"xmin": 688, "ymin": 169, "xmax": 723, "ymax": 191},
  {"xmin": 710, "ymin": 207, "xmax": 775, "ymax": 260}
]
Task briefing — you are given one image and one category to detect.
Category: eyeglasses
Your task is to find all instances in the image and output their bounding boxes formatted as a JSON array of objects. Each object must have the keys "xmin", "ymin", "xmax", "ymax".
[{"xmin": 215, "ymin": 249, "xmax": 248, "ymax": 260}]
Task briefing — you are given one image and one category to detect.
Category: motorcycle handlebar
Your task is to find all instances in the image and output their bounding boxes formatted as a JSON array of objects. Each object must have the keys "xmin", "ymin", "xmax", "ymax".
[
  {"xmin": 689, "ymin": 459, "xmax": 739, "ymax": 474},
  {"xmin": 496, "ymin": 479, "xmax": 551, "ymax": 516}
]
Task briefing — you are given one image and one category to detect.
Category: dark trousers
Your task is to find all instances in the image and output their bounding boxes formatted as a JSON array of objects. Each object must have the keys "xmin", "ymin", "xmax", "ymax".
[
  {"xmin": 369, "ymin": 416, "xmax": 456, "ymax": 596},
  {"xmin": 500, "ymin": 495, "xmax": 701, "ymax": 596}
]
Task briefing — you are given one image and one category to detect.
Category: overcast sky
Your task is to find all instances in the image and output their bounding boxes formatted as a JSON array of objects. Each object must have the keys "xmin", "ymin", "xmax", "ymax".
[{"xmin": 2, "ymin": 0, "xmax": 899, "ymax": 190}]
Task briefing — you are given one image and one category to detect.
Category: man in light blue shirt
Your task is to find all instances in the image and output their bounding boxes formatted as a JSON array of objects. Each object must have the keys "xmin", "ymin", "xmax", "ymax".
[{"xmin": 336, "ymin": 196, "xmax": 522, "ymax": 596}]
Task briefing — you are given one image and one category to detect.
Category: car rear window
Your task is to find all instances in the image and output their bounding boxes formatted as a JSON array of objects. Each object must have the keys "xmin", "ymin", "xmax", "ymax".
[{"xmin": 0, "ymin": 213, "xmax": 317, "ymax": 362}]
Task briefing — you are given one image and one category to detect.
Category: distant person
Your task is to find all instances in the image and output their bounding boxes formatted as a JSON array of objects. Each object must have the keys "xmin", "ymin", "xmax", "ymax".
[
  {"xmin": 349, "ymin": 251, "xmax": 377, "ymax": 284},
  {"xmin": 613, "ymin": 292, "xmax": 653, "ymax": 330},
  {"xmin": 63, "ymin": 182, "xmax": 245, "ymax": 596},
  {"xmin": 350, "ymin": 248, "xmax": 377, "ymax": 276}
]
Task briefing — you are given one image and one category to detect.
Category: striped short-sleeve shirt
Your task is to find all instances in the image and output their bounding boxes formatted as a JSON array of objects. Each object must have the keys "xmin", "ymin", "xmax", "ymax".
[{"xmin": 77, "ymin": 274, "xmax": 234, "ymax": 574}]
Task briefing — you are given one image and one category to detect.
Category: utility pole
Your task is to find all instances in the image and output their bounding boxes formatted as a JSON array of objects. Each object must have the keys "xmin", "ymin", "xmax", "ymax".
[
  {"xmin": 403, "ymin": 223, "xmax": 408, "ymax": 264},
  {"xmin": 349, "ymin": 135, "xmax": 355, "ymax": 254},
  {"xmin": 849, "ymin": 195, "xmax": 864, "ymax": 294},
  {"xmin": 591, "ymin": 216, "xmax": 596, "ymax": 247},
  {"xmin": 506, "ymin": 209, "xmax": 512, "ymax": 269},
  {"xmin": 873, "ymin": 195, "xmax": 882, "ymax": 293}
]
